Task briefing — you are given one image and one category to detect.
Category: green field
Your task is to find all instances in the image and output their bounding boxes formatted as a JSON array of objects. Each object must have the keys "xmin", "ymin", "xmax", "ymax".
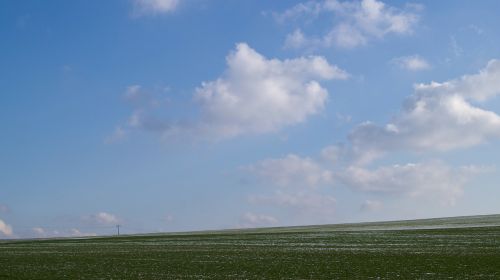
[{"xmin": 1, "ymin": 215, "xmax": 500, "ymax": 279}]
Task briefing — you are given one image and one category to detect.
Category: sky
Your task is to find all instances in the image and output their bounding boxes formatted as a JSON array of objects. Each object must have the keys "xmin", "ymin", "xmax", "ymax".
[{"xmin": 2, "ymin": 0, "xmax": 500, "ymax": 238}]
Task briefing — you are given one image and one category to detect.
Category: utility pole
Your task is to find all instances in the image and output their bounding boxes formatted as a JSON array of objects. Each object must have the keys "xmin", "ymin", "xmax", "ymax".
[{"xmin": 116, "ymin": 225, "xmax": 120, "ymax": 236}]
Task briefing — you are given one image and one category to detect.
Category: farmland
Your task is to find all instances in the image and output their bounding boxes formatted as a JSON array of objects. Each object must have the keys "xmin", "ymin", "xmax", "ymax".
[{"xmin": 1, "ymin": 215, "xmax": 500, "ymax": 279}]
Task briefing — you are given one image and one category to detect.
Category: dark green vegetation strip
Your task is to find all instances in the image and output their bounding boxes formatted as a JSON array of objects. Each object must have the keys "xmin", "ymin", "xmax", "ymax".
[{"xmin": 1, "ymin": 225, "xmax": 500, "ymax": 279}]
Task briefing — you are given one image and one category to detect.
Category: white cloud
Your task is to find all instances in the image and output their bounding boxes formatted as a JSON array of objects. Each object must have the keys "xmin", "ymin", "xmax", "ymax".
[
  {"xmin": 325, "ymin": 23, "xmax": 368, "ymax": 48},
  {"xmin": 238, "ymin": 212, "xmax": 278, "ymax": 228},
  {"xmin": 273, "ymin": 1, "xmax": 323, "ymax": 23},
  {"xmin": 320, "ymin": 145, "xmax": 346, "ymax": 164},
  {"xmin": 277, "ymin": 0, "xmax": 420, "ymax": 49},
  {"xmin": 424, "ymin": 59, "xmax": 500, "ymax": 102},
  {"xmin": 244, "ymin": 61, "xmax": 500, "ymax": 212},
  {"xmin": 340, "ymin": 161, "xmax": 484, "ymax": 205},
  {"xmin": 243, "ymin": 154, "xmax": 337, "ymax": 222},
  {"xmin": 392, "ymin": 55, "xmax": 430, "ymax": 71},
  {"xmin": 244, "ymin": 154, "xmax": 337, "ymax": 224},
  {"xmin": 349, "ymin": 60, "xmax": 500, "ymax": 159},
  {"xmin": 244, "ymin": 154, "xmax": 333, "ymax": 188},
  {"xmin": 0, "ymin": 219, "xmax": 13, "ymax": 236},
  {"xmin": 132, "ymin": 0, "xmax": 179, "ymax": 16},
  {"xmin": 284, "ymin": 29, "xmax": 310, "ymax": 49},
  {"xmin": 182, "ymin": 43, "xmax": 347, "ymax": 139},
  {"xmin": 84, "ymin": 212, "xmax": 120, "ymax": 226},
  {"xmin": 95, "ymin": 212, "xmax": 119, "ymax": 225},
  {"xmin": 115, "ymin": 43, "xmax": 347, "ymax": 141},
  {"xmin": 245, "ymin": 154, "xmax": 484, "ymax": 207}
]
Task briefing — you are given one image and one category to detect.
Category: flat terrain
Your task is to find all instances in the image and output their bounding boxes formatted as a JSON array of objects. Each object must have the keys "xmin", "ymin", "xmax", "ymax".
[{"xmin": 1, "ymin": 215, "xmax": 500, "ymax": 279}]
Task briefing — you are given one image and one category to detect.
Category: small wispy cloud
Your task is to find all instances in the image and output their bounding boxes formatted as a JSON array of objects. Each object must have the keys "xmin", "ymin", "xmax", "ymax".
[
  {"xmin": 32, "ymin": 227, "xmax": 47, "ymax": 237},
  {"xmin": 391, "ymin": 55, "xmax": 431, "ymax": 71},
  {"xmin": 69, "ymin": 228, "xmax": 98, "ymax": 237},
  {"xmin": 104, "ymin": 126, "xmax": 127, "ymax": 144},
  {"xmin": 83, "ymin": 212, "xmax": 120, "ymax": 226},
  {"xmin": 132, "ymin": 0, "xmax": 180, "ymax": 17},
  {"xmin": 450, "ymin": 36, "xmax": 463, "ymax": 57},
  {"xmin": 244, "ymin": 154, "xmax": 333, "ymax": 188},
  {"xmin": 468, "ymin": 24, "xmax": 484, "ymax": 35}
]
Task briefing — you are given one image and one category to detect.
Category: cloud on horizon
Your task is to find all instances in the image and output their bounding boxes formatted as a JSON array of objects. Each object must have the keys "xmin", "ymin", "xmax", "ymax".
[
  {"xmin": 0, "ymin": 219, "xmax": 13, "ymax": 237},
  {"xmin": 83, "ymin": 212, "xmax": 120, "ymax": 226},
  {"xmin": 238, "ymin": 212, "xmax": 278, "ymax": 228},
  {"xmin": 249, "ymin": 191, "xmax": 337, "ymax": 223}
]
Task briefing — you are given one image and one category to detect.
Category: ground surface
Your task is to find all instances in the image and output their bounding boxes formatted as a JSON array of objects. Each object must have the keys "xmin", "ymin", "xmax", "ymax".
[{"xmin": 1, "ymin": 215, "xmax": 500, "ymax": 279}]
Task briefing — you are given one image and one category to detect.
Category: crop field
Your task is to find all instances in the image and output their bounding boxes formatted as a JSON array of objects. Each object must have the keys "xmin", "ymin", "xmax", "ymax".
[{"xmin": 1, "ymin": 215, "xmax": 500, "ymax": 279}]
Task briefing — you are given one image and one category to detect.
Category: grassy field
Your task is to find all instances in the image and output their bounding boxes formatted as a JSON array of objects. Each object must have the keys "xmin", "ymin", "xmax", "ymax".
[{"xmin": 1, "ymin": 215, "xmax": 500, "ymax": 279}]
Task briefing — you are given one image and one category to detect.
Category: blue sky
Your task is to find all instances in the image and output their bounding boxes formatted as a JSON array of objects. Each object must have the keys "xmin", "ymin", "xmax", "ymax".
[{"xmin": 2, "ymin": 0, "xmax": 500, "ymax": 238}]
